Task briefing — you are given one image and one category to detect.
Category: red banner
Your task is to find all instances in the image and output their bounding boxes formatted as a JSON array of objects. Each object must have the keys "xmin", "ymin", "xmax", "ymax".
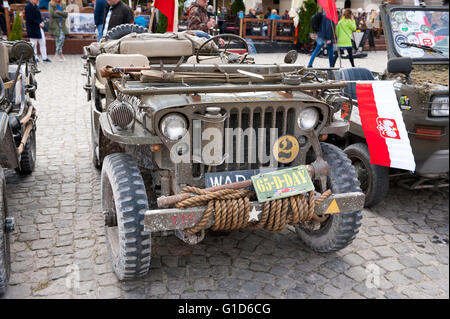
[
  {"xmin": 318, "ymin": 0, "xmax": 338, "ymax": 24},
  {"xmin": 154, "ymin": 0, "xmax": 177, "ymax": 32}
]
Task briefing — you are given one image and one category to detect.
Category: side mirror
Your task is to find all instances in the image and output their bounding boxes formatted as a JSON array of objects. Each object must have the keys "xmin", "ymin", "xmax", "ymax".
[
  {"xmin": 284, "ymin": 50, "xmax": 298, "ymax": 64},
  {"xmin": 387, "ymin": 57, "xmax": 413, "ymax": 78}
]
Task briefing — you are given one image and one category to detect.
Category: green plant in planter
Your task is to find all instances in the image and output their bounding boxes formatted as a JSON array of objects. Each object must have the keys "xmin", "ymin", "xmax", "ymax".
[
  {"xmin": 8, "ymin": 13, "xmax": 23, "ymax": 41},
  {"xmin": 297, "ymin": 0, "xmax": 318, "ymax": 47},
  {"xmin": 156, "ymin": 10, "xmax": 168, "ymax": 33}
]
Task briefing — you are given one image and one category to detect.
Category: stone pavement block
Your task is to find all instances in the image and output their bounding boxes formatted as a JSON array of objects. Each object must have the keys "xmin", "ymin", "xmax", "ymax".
[
  {"xmin": 384, "ymin": 272, "xmax": 410, "ymax": 286},
  {"xmin": 377, "ymin": 258, "xmax": 405, "ymax": 272},
  {"xmin": 98, "ymin": 286, "xmax": 122, "ymax": 299}
]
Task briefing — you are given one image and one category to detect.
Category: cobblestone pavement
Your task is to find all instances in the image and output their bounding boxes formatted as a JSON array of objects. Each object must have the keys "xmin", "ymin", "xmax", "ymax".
[{"xmin": 1, "ymin": 53, "xmax": 448, "ymax": 299}]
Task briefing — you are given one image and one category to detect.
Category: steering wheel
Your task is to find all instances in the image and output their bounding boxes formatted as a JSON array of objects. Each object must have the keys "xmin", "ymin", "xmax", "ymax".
[{"xmin": 196, "ymin": 34, "xmax": 249, "ymax": 64}]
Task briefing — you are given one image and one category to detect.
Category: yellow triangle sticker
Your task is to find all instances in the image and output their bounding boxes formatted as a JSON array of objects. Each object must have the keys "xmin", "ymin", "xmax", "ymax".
[{"xmin": 325, "ymin": 199, "xmax": 340, "ymax": 214}]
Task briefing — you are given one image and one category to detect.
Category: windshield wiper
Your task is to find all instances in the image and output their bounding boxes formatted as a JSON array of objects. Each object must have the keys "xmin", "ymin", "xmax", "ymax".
[{"xmin": 400, "ymin": 42, "xmax": 443, "ymax": 54}]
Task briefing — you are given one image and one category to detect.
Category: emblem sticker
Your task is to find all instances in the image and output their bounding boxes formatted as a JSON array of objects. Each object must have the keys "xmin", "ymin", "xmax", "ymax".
[
  {"xmin": 395, "ymin": 34, "xmax": 408, "ymax": 48},
  {"xmin": 399, "ymin": 23, "xmax": 410, "ymax": 34},
  {"xmin": 407, "ymin": 35, "xmax": 420, "ymax": 44},
  {"xmin": 419, "ymin": 34, "xmax": 435, "ymax": 47},
  {"xmin": 420, "ymin": 24, "xmax": 432, "ymax": 33},
  {"xmin": 406, "ymin": 11, "xmax": 416, "ymax": 22},
  {"xmin": 273, "ymin": 135, "xmax": 300, "ymax": 164},
  {"xmin": 394, "ymin": 11, "xmax": 406, "ymax": 23},
  {"xmin": 391, "ymin": 21, "xmax": 399, "ymax": 32},
  {"xmin": 376, "ymin": 118, "xmax": 401, "ymax": 139}
]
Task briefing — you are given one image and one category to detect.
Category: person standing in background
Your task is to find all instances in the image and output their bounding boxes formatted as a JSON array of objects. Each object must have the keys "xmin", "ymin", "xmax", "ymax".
[
  {"xmin": 0, "ymin": 1, "xmax": 8, "ymax": 38},
  {"xmin": 25, "ymin": 0, "xmax": 51, "ymax": 62},
  {"xmin": 49, "ymin": 0, "xmax": 68, "ymax": 61},
  {"xmin": 307, "ymin": 11, "xmax": 334, "ymax": 68},
  {"xmin": 94, "ymin": 0, "xmax": 106, "ymax": 41},
  {"xmin": 267, "ymin": 9, "xmax": 280, "ymax": 20},
  {"xmin": 333, "ymin": 8, "xmax": 356, "ymax": 67},
  {"xmin": 187, "ymin": 0, "xmax": 214, "ymax": 34},
  {"xmin": 102, "ymin": 0, "xmax": 134, "ymax": 38}
]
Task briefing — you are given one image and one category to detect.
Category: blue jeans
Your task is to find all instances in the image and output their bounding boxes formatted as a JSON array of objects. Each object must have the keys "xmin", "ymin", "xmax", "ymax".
[
  {"xmin": 96, "ymin": 24, "xmax": 103, "ymax": 42},
  {"xmin": 55, "ymin": 21, "xmax": 65, "ymax": 55},
  {"xmin": 308, "ymin": 37, "xmax": 334, "ymax": 67},
  {"xmin": 193, "ymin": 30, "xmax": 211, "ymax": 39}
]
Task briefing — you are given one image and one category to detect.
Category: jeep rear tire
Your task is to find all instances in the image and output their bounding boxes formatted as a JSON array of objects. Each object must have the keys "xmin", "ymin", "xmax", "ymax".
[
  {"xmin": 102, "ymin": 153, "xmax": 151, "ymax": 280},
  {"xmin": 15, "ymin": 126, "xmax": 36, "ymax": 175},
  {"xmin": 344, "ymin": 143, "xmax": 389, "ymax": 207},
  {"xmin": 0, "ymin": 168, "xmax": 11, "ymax": 296},
  {"xmin": 295, "ymin": 143, "xmax": 363, "ymax": 253},
  {"xmin": 90, "ymin": 107, "xmax": 101, "ymax": 169}
]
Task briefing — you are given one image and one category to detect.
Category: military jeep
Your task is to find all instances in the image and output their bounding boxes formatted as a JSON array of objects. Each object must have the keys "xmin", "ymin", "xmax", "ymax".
[
  {"xmin": 327, "ymin": 3, "xmax": 448, "ymax": 207},
  {"xmin": 0, "ymin": 40, "xmax": 39, "ymax": 295},
  {"xmin": 82, "ymin": 29, "xmax": 366, "ymax": 281}
]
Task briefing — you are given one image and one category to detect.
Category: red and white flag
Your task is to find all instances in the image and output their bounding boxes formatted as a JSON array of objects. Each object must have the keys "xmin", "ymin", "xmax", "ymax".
[
  {"xmin": 318, "ymin": 0, "xmax": 338, "ymax": 24},
  {"xmin": 154, "ymin": 0, "xmax": 179, "ymax": 32},
  {"xmin": 356, "ymin": 81, "xmax": 415, "ymax": 171}
]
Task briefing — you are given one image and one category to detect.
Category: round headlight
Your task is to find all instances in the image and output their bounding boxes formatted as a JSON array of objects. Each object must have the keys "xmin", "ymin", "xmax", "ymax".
[
  {"xmin": 160, "ymin": 114, "xmax": 188, "ymax": 141},
  {"xmin": 298, "ymin": 108, "xmax": 319, "ymax": 130}
]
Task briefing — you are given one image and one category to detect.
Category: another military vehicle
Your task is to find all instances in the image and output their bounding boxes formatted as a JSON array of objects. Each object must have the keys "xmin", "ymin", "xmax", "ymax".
[
  {"xmin": 0, "ymin": 40, "xmax": 39, "ymax": 295},
  {"xmin": 82, "ymin": 27, "xmax": 365, "ymax": 281},
  {"xmin": 327, "ymin": 3, "xmax": 448, "ymax": 207}
]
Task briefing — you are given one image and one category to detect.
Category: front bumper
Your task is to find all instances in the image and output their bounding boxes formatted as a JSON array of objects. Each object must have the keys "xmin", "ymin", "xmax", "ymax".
[
  {"xmin": 415, "ymin": 149, "xmax": 449, "ymax": 175},
  {"xmin": 143, "ymin": 191, "xmax": 365, "ymax": 232}
]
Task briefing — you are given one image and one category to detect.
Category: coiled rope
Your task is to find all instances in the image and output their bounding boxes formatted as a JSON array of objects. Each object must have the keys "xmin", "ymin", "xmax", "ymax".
[{"xmin": 175, "ymin": 186, "xmax": 332, "ymax": 235}]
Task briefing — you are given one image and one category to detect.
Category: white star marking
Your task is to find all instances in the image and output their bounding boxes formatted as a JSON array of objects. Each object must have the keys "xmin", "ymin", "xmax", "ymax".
[{"xmin": 248, "ymin": 206, "xmax": 261, "ymax": 222}]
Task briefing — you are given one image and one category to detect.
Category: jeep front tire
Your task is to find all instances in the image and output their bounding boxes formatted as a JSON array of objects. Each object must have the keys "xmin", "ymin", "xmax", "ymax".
[
  {"xmin": 101, "ymin": 154, "xmax": 151, "ymax": 280},
  {"xmin": 295, "ymin": 143, "xmax": 363, "ymax": 252}
]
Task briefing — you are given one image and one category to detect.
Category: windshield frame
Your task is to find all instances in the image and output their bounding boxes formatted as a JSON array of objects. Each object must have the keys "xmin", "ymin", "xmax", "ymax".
[{"xmin": 381, "ymin": 4, "xmax": 449, "ymax": 64}]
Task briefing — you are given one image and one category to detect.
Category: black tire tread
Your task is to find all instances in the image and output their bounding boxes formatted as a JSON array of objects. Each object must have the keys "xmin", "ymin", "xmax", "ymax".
[
  {"xmin": 102, "ymin": 153, "xmax": 151, "ymax": 280},
  {"xmin": 344, "ymin": 143, "xmax": 389, "ymax": 207},
  {"xmin": 16, "ymin": 127, "xmax": 36, "ymax": 175},
  {"xmin": 104, "ymin": 24, "xmax": 147, "ymax": 41},
  {"xmin": 296, "ymin": 143, "xmax": 363, "ymax": 253},
  {"xmin": 0, "ymin": 168, "xmax": 10, "ymax": 296}
]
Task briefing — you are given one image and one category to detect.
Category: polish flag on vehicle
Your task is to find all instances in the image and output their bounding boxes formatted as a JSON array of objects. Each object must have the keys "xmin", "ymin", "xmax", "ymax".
[
  {"xmin": 153, "ymin": 0, "xmax": 178, "ymax": 32},
  {"xmin": 356, "ymin": 82, "xmax": 416, "ymax": 171}
]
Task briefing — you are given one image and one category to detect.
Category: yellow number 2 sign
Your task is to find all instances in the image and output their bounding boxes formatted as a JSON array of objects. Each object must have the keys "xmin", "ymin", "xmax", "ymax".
[{"xmin": 273, "ymin": 135, "xmax": 300, "ymax": 164}]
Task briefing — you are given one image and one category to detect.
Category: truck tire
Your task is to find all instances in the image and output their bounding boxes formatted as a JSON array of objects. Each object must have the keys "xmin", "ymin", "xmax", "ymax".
[
  {"xmin": 0, "ymin": 168, "xmax": 11, "ymax": 296},
  {"xmin": 15, "ymin": 126, "xmax": 36, "ymax": 175},
  {"xmin": 101, "ymin": 153, "xmax": 151, "ymax": 280},
  {"xmin": 103, "ymin": 24, "xmax": 147, "ymax": 41},
  {"xmin": 295, "ymin": 143, "xmax": 363, "ymax": 253},
  {"xmin": 344, "ymin": 143, "xmax": 389, "ymax": 207},
  {"xmin": 90, "ymin": 108, "xmax": 101, "ymax": 169}
]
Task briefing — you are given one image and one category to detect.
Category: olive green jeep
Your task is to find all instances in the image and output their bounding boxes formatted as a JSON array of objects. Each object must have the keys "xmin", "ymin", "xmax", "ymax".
[
  {"xmin": 82, "ymin": 28, "xmax": 366, "ymax": 281},
  {"xmin": 0, "ymin": 40, "xmax": 39, "ymax": 295},
  {"xmin": 327, "ymin": 3, "xmax": 448, "ymax": 207}
]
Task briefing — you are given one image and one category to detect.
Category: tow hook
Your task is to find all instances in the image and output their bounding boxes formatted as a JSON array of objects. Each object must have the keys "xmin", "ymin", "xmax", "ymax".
[{"xmin": 5, "ymin": 217, "xmax": 15, "ymax": 233}]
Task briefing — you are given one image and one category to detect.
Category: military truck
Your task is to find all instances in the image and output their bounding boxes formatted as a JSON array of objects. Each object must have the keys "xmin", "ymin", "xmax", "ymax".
[
  {"xmin": 0, "ymin": 40, "xmax": 39, "ymax": 295},
  {"xmin": 327, "ymin": 3, "xmax": 448, "ymax": 207},
  {"xmin": 82, "ymin": 28, "xmax": 366, "ymax": 281}
]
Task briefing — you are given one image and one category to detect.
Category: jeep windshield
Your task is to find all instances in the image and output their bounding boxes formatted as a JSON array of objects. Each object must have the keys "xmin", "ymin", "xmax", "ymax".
[{"xmin": 384, "ymin": 6, "xmax": 449, "ymax": 62}]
